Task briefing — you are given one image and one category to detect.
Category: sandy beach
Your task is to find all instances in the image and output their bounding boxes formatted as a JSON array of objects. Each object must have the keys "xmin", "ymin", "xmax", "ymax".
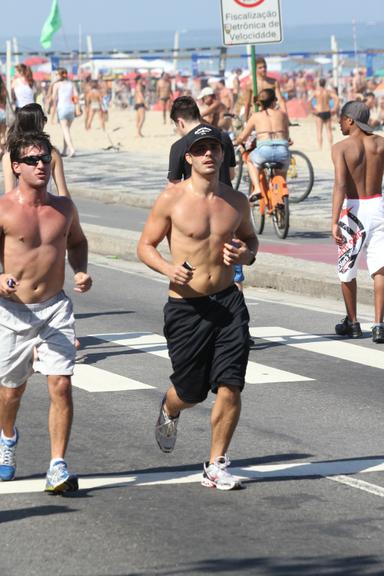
[{"xmin": 44, "ymin": 107, "xmax": 344, "ymax": 174}]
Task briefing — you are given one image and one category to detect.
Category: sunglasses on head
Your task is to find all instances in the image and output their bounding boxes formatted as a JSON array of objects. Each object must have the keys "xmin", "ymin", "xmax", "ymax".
[{"xmin": 18, "ymin": 154, "xmax": 52, "ymax": 166}]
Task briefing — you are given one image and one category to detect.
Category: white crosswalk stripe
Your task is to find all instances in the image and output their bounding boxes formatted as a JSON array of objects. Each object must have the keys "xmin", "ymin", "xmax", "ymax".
[
  {"xmin": 250, "ymin": 326, "xmax": 384, "ymax": 369},
  {"xmin": 89, "ymin": 331, "xmax": 313, "ymax": 386},
  {"xmin": 70, "ymin": 326, "xmax": 384, "ymax": 393}
]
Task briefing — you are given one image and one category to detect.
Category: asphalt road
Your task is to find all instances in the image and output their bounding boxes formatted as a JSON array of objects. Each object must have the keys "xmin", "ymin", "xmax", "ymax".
[{"xmin": 2, "ymin": 256, "xmax": 384, "ymax": 576}]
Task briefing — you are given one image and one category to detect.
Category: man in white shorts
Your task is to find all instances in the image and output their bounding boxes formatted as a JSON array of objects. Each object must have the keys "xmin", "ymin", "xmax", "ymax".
[
  {"xmin": 0, "ymin": 131, "xmax": 92, "ymax": 490},
  {"xmin": 332, "ymin": 100, "xmax": 384, "ymax": 343}
]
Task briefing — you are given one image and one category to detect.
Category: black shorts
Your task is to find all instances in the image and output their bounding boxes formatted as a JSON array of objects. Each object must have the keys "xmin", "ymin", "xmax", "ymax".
[
  {"xmin": 163, "ymin": 285, "xmax": 250, "ymax": 404},
  {"xmin": 316, "ymin": 111, "xmax": 331, "ymax": 121}
]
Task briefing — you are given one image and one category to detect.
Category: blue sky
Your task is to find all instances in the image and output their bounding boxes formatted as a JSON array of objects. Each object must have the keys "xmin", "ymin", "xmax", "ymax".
[{"xmin": 1, "ymin": 0, "xmax": 383, "ymax": 36}]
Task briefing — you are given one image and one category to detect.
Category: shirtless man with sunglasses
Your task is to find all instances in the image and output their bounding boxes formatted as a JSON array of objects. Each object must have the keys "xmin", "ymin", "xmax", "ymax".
[{"xmin": 0, "ymin": 132, "xmax": 92, "ymax": 492}]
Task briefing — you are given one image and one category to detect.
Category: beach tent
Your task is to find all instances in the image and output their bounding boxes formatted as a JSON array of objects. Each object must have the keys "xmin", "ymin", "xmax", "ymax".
[{"xmin": 79, "ymin": 58, "xmax": 175, "ymax": 76}]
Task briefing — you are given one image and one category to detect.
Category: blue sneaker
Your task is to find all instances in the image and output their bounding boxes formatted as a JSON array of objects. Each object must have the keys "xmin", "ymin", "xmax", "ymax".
[
  {"xmin": 0, "ymin": 428, "xmax": 19, "ymax": 481},
  {"xmin": 45, "ymin": 460, "xmax": 78, "ymax": 493}
]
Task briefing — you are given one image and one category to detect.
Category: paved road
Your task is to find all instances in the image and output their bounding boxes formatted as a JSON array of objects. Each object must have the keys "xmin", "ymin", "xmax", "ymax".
[{"xmin": 3, "ymin": 256, "xmax": 384, "ymax": 576}]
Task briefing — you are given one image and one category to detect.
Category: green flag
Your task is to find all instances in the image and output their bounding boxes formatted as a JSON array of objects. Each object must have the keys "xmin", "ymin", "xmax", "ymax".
[{"xmin": 40, "ymin": 0, "xmax": 62, "ymax": 49}]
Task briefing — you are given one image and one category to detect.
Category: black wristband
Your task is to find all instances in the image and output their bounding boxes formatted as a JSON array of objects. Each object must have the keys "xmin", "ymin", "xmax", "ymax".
[{"xmin": 248, "ymin": 250, "xmax": 256, "ymax": 266}]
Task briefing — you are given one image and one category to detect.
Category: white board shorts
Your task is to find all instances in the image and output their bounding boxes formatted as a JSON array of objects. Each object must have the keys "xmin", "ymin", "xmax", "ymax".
[
  {"xmin": 337, "ymin": 194, "xmax": 384, "ymax": 282},
  {"xmin": 0, "ymin": 291, "xmax": 76, "ymax": 389}
]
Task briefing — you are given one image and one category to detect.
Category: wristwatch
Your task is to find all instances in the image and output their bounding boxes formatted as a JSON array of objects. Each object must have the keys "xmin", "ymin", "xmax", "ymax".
[{"xmin": 248, "ymin": 250, "xmax": 256, "ymax": 266}]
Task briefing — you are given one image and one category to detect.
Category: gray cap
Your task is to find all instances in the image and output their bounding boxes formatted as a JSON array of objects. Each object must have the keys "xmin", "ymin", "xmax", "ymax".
[{"xmin": 341, "ymin": 100, "xmax": 374, "ymax": 133}]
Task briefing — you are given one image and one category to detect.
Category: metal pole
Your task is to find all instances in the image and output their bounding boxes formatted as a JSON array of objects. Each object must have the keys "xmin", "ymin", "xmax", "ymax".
[
  {"xmin": 251, "ymin": 45, "xmax": 258, "ymax": 111},
  {"xmin": 12, "ymin": 37, "xmax": 19, "ymax": 65},
  {"xmin": 6, "ymin": 40, "xmax": 12, "ymax": 98},
  {"xmin": 331, "ymin": 35, "xmax": 339, "ymax": 93},
  {"xmin": 173, "ymin": 31, "xmax": 179, "ymax": 74},
  {"xmin": 352, "ymin": 18, "xmax": 358, "ymax": 71}
]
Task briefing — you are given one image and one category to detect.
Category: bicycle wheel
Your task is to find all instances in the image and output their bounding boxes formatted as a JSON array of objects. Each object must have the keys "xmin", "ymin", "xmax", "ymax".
[
  {"xmin": 287, "ymin": 150, "xmax": 314, "ymax": 203},
  {"xmin": 233, "ymin": 147, "xmax": 243, "ymax": 191},
  {"xmin": 272, "ymin": 196, "xmax": 289, "ymax": 239},
  {"xmin": 249, "ymin": 181, "xmax": 265, "ymax": 234}
]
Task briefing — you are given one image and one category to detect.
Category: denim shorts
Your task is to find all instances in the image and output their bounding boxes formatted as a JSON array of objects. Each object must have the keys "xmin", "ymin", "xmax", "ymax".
[
  {"xmin": 57, "ymin": 106, "xmax": 75, "ymax": 121},
  {"xmin": 250, "ymin": 140, "xmax": 290, "ymax": 169}
]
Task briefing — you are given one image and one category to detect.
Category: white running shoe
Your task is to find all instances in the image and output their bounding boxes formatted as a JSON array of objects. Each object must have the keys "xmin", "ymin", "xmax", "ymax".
[
  {"xmin": 155, "ymin": 395, "xmax": 179, "ymax": 453},
  {"xmin": 201, "ymin": 455, "xmax": 242, "ymax": 490}
]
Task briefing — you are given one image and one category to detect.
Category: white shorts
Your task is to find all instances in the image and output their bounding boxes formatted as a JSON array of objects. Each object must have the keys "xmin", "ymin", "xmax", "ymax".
[
  {"xmin": 337, "ymin": 195, "xmax": 384, "ymax": 282},
  {"xmin": 0, "ymin": 291, "xmax": 76, "ymax": 388}
]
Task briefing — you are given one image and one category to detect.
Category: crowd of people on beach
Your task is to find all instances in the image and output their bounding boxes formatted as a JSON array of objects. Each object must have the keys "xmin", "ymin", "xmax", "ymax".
[{"xmin": 2, "ymin": 59, "xmax": 384, "ymax": 157}]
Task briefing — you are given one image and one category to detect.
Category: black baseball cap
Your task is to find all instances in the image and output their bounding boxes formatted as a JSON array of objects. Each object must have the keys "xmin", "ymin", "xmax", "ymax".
[
  {"xmin": 341, "ymin": 101, "xmax": 374, "ymax": 133},
  {"xmin": 185, "ymin": 124, "xmax": 223, "ymax": 151}
]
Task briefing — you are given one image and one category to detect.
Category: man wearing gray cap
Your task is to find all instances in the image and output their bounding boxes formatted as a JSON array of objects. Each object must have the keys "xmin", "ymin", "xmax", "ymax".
[
  {"xmin": 332, "ymin": 100, "xmax": 384, "ymax": 343},
  {"xmin": 137, "ymin": 125, "xmax": 258, "ymax": 490}
]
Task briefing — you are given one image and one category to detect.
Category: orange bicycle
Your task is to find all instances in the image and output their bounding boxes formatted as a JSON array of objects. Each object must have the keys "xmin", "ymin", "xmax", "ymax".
[{"xmin": 245, "ymin": 152, "xmax": 290, "ymax": 239}]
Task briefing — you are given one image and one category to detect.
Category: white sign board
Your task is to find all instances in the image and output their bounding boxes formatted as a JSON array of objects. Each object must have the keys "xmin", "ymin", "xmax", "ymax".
[{"xmin": 220, "ymin": 0, "xmax": 283, "ymax": 46}]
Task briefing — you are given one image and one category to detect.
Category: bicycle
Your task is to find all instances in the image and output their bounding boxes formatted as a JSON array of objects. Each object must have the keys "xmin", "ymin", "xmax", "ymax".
[
  {"xmin": 230, "ymin": 115, "xmax": 315, "ymax": 203},
  {"xmin": 245, "ymin": 151, "xmax": 290, "ymax": 239}
]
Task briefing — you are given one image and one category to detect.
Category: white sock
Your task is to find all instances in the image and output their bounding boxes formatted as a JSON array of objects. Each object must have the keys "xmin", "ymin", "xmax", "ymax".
[
  {"xmin": 1, "ymin": 429, "xmax": 17, "ymax": 443},
  {"xmin": 50, "ymin": 458, "xmax": 65, "ymax": 469}
]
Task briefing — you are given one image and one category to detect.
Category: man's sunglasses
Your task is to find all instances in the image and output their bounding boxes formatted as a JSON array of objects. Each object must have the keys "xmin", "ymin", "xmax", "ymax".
[{"xmin": 18, "ymin": 154, "xmax": 52, "ymax": 166}]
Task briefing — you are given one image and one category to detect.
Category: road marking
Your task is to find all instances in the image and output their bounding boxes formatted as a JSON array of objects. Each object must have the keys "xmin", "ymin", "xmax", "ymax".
[
  {"xmin": 72, "ymin": 364, "xmax": 154, "ymax": 392},
  {"xmin": 91, "ymin": 331, "xmax": 312, "ymax": 384},
  {"xmin": 2, "ymin": 456, "xmax": 384, "ymax": 495},
  {"xmin": 328, "ymin": 475, "xmax": 384, "ymax": 498},
  {"xmin": 250, "ymin": 326, "xmax": 384, "ymax": 369}
]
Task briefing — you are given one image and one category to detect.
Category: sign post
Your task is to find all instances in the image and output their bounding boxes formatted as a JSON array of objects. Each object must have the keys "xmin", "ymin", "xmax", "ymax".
[{"xmin": 220, "ymin": 0, "xmax": 283, "ymax": 111}]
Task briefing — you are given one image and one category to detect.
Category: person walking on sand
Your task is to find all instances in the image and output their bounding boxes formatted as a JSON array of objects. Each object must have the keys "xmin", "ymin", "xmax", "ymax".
[
  {"xmin": 0, "ymin": 131, "xmax": 92, "ymax": 491},
  {"xmin": 134, "ymin": 75, "xmax": 147, "ymax": 138},
  {"xmin": 137, "ymin": 125, "xmax": 258, "ymax": 490},
  {"xmin": 156, "ymin": 72, "xmax": 173, "ymax": 124},
  {"xmin": 11, "ymin": 64, "xmax": 35, "ymax": 110},
  {"xmin": 85, "ymin": 80, "xmax": 105, "ymax": 131},
  {"xmin": 243, "ymin": 56, "xmax": 287, "ymax": 120},
  {"xmin": 332, "ymin": 101, "xmax": 384, "ymax": 343},
  {"xmin": 311, "ymin": 78, "xmax": 339, "ymax": 149},
  {"xmin": 51, "ymin": 68, "xmax": 78, "ymax": 157}
]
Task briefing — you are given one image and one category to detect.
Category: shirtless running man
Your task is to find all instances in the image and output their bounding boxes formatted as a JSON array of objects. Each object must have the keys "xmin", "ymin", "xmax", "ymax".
[
  {"xmin": 0, "ymin": 132, "xmax": 92, "ymax": 490},
  {"xmin": 332, "ymin": 100, "xmax": 384, "ymax": 343},
  {"xmin": 137, "ymin": 124, "xmax": 258, "ymax": 490}
]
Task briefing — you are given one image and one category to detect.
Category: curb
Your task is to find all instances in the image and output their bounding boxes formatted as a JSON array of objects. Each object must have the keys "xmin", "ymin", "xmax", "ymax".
[
  {"xmin": 83, "ymin": 223, "xmax": 374, "ymax": 305},
  {"xmin": 72, "ymin": 186, "xmax": 331, "ymax": 232}
]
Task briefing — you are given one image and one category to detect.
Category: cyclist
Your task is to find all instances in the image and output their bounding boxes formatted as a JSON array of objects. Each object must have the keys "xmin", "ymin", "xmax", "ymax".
[{"xmin": 235, "ymin": 89, "xmax": 290, "ymax": 202}]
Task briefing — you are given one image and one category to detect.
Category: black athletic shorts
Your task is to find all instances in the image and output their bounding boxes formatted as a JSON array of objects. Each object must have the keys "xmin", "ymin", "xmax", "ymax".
[{"xmin": 163, "ymin": 285, "xmax": 250, "ymax": 404}]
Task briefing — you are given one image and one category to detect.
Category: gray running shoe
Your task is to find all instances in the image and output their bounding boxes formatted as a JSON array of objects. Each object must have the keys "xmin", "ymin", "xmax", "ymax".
[
  {"xmin": 155, "ymin": 395, "xmax": 179, "ymax": 453},
  {"xmin": 372, "ymin": 325, "xmax": 384, "ymax": 343},
  {"xmin": 45, "ymin": 460, "xmax": 78, "ymax": 493},
  {"xmin": 201, "ymin": 455, "xmax": 242, "ymax": 490}
]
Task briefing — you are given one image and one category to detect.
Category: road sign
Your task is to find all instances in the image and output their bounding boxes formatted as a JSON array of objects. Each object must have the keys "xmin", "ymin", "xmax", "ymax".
[{"xmin": 220, "ymin": 0, "xmax": 283, "ymax": 46}]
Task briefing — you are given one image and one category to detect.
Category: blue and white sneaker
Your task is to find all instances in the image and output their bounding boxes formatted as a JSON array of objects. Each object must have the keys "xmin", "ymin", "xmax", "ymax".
[
  {"xmin": 0, "ymin": 428, "xmax": 19, "ymax": 481},
  {"xmin": 45, "ymin": 460, "xmax": 78, "ymax": 493}
]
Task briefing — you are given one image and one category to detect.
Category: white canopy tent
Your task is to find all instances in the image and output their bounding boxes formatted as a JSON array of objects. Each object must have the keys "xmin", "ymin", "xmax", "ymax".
[{"xmin": 79, "ymin": 58, "xmax": 175, "ymax": 76}]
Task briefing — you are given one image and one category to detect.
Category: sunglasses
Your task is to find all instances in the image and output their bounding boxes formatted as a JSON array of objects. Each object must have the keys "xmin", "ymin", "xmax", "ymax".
[{"xmin": 18, "ymin": 154, "xmax": 52, "ymax": 166}]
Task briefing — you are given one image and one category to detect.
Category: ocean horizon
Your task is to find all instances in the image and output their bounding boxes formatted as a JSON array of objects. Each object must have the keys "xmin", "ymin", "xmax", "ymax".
[{"xmin": 1, "ymin": 21, "xmax": 384, "ymax": 75}]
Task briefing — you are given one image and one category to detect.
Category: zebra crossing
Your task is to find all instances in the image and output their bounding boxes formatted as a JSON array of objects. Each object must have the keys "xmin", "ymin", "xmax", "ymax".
[
  {"xmin": 71, "ymin": 325, "xmax": 384, "ymax": 394},
  {"xmin": 2, "ymin": 323, "xmax": 384, "ymax": 496}
]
